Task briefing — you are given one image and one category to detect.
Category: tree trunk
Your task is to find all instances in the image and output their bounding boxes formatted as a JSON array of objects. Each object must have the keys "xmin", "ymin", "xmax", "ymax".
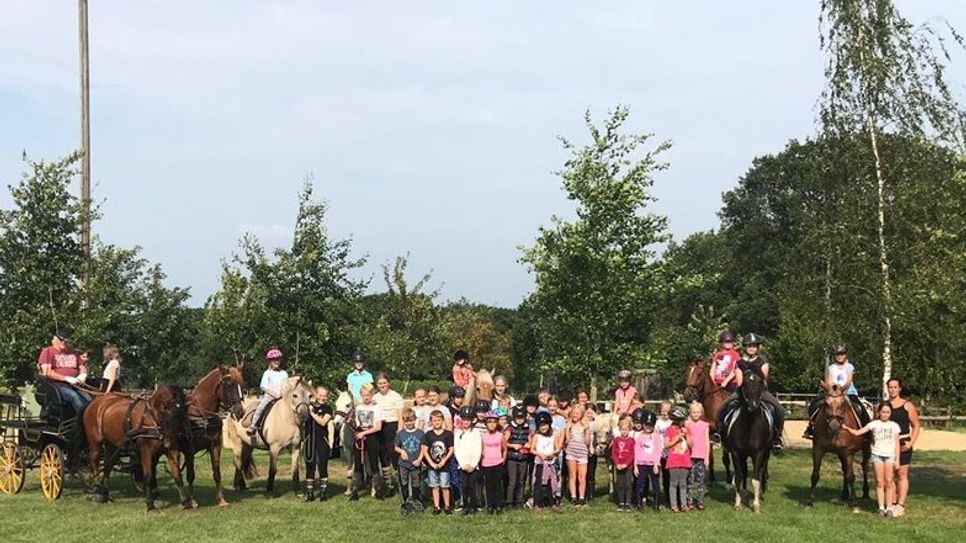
[{"xmin": 866, "ymin": 118, "xmax": 894, "ymax": 400}]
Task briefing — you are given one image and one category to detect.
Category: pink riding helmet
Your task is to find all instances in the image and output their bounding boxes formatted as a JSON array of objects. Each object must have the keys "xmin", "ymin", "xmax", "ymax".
[{"xmin": 266, "ymin": 348, "xmax": 283, "ymax": 361}]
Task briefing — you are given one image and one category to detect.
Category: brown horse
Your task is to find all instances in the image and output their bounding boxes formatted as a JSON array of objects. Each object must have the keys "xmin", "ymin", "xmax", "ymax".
[
  {"xmin": 683, "ymin": 359, "xmax": 732, "ymax": 486},
  {"xmin": 83, "ymin": 385, "xmax": 194, "ymax": 513},
  {"xmin": 806, "ymin": 382, "xmax": 871, "ymax": 511},
  {"xmin": 184, "ymin": 366, "xmax": 245, "ymax": 507}
]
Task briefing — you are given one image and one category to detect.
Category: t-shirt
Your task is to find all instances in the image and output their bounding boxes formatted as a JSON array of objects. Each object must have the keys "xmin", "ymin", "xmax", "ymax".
[
  {"xmin": 310, "ymin": 402, "xmax": 333, "ymax": 440},
  {"xmin": 611, "ymin": 436, "xmax": 635, "ymax": 466},
  {"xmin": 373, "ymin": 389, "xmax": 404, "ymax": 423},
  {"xmin": 614, "ymin": 386, "xmax": 637, "ymax": 414},
  {"xmin": 712, "ymin": 349, "xmax": 740, "ymax": 384},
  {"xmin": 827, "ymin": 362, "xmax": 857, "ymax": 396},
  {"xmin": 454, "ymin": 429, "xmax": 482, "ymax": 469},
  {"xmin": 259, "ymin": 369, "xmax": 288, "ymax": 396},
  {"xmin": 353, "ymin": 403, "xmax": 382, "ymax": 431},
  {"xmin": 686, "ymin": 419, "xmax": 710, "ymax": 461},
  {"xmin": 634, "ymin": 431, "xmax": 662, "ymax": 466},
  {"xmin": 452, "ymin": 365, "xmax": 473, "ymax": 389},
  {"xmin": 551, "ymin": 414, "xmax": 566, "ymax": 435},
  {"xmin": 423, "ymin": 429, "xmax": 455, "ymax": 467},
  {"xmin": 665, "ymin": 425, "xmax": 692, "ymax": 470},
  {"xmin": 37, "ymin": 346, "xmax": 84, "ymax": 378},
  {"xmin": 655, "ymin": 418, "xmax": 672, "ymax": 458},
  {"xmin": 394, "ymin": 428, "xmax": 426, "ymax": 469},
  {"xmin": 416, "ymin": 405, "xmax": 451, "ymax": 429},
  {"xmin": 346, "ymin": 370, "xmax": 374, "ymax": 400},
  {"xmin": 868, "ymin": 420, "xmax": 901, "ymax": 458},
  {"xmin": 481, "ymin": 430, "xmax": 504, "ymax": 467},
  {"xmin": 102, "ymin": 358, "xmax": 121, "ymax": 381}
]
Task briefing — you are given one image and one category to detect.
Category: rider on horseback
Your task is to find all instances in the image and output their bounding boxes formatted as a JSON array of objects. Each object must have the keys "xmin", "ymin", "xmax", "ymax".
[
  {"xmin": 248, "ymin": 348, "xmax": 288, "ymax": 436},
  {"xmin": 803, "ymin": 343, "xmax": 870, "ymax": 439},
  {"xmin": 711, "ymin": 331, "xmax": 740, "ymax": 393},
  {"xmin": 717, "ymin": 333, "xmax": 785, "ymax": 453}
]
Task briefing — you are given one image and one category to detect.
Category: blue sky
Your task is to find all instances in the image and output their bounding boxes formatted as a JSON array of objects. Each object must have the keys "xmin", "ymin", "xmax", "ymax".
[{"xmin": 2, "ymin": 1, "xmax": 965, "ymax": 308}]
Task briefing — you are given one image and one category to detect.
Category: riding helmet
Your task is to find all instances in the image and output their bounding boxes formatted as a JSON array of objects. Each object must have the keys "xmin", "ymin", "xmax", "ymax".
[
  {"xmin": 833, "ymin": 343, "xmax": 848, "ymax": 355},
  {"xmin": 669, "ymin": 406, "xmax": 688, "ymax": 422},
  {"xmin": 475, "ymin": 400, "xmax": 490, "ymax": 413},
  {"xmin": 484, "ymin": 410, "xmax": 499, "ymax": 421},
  {"xmin": 718, "ymin": 331, "xmax": 735, "ymax": 343},
  {"xmin": 618, "ymin": 369, "xmax": 632, "ymax": 381},
  {"xmin": 494, "ymin": 407, "xmax": 508, "ymax": 418},
  {"xmin": 536, "ymin": 411, "xmax": 553, "ymax": 427},
  {"xmin": 265, "ymin": 348, "xmax": 283, "ymax": 361},
  {"xmin": 511, "ymin": 405, "xmax": 526, "ymax": 419},
  {"xmin": 641, "ymin": 411, "xmax": 657, "ymax": 426},
  {"xmin": 522, "ymin": 394, "xmax": 539, "ymax": 408},
  {"xmin": 631, "ymin": 408, "xmax": 646, "ymax": 423},
  {"xmin": 459, "ymin": 406, "xmax": 475, "ymax": 421},
  {"xmin": 350, "ymin": 349, "xmax": 367, "ymax": 363},
  {"xmin": 742, "ymin": 333, "xmax": 763, "ymax": 347},
  {"xmin": 450, "ymin": 386, "xmax": 466, "ymax": 398},
  {"xmin": 453, "ymin": 349, "xmax": 470, "ymax": 363}
]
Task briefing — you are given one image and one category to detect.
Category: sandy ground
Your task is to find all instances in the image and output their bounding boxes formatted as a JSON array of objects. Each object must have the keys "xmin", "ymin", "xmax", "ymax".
[{"xmin": 783, "ymin": 420, "xmax": 966, "ymax": 451}]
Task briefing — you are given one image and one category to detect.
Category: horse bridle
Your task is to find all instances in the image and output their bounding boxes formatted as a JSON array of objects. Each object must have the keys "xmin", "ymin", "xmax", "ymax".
[{"xmin": 218, "ymin": 374, "xmax": 244, "ymax": 414}]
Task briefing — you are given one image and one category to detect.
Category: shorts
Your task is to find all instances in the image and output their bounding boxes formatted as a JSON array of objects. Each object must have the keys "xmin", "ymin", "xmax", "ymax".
[
  {"xmin": 871, "ymin": 454, "xmax": 894, "ymax": 465},
  {"xmin": 899, "ymin": 449, "xmax": 912, "ymax": 466},
  {"xmin": 427, "ymin": 469, "xmax": 450, "ymax": 488},
  {"xmin": 567, "ymin": 456, "xmax": 588, "ymax": 465}
]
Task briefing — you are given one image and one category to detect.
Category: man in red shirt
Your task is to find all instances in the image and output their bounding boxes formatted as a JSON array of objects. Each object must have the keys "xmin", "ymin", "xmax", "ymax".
[{"xmin": 37, "ymin": 326, "xmax": 91, "ymax": 415}]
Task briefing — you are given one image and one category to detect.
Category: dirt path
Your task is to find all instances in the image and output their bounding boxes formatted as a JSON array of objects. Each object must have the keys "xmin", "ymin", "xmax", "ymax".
[{"xmin": 784, "ymin": 420, "xmax": 966, "ymax": 451}]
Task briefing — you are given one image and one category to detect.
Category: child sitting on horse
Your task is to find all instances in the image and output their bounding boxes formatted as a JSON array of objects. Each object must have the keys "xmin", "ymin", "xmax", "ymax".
[
  {"xmin": 505, "ymin": 405, "xmax": 531, "ymax": 508},
  {"xmin": 664, "ymin": 406, "xmax": 693, "ymax": 512},
  {"xmin": 529, "ymin": 412, "xmax": 562, "ymax": 513},
  {"xmin": 718, "ymin": 334, "xmax": 785, "ymax": 453},
  {"xmin": 611, "ymin": 417, "xmax": 636, "ymax": 511},
  {"xmin": 712, "ymin": 331, "xmax": 740, "ymax": 393},
  {"xmin": 248, "ymin": 348, "xmax": 288, "ymax": 435},
  {"xmin": 634, "ymin": 410, "xmax": 661, "ymax": 511},
  {"xmin": 452, "ymin": 350, "xmax": 475, "ymax": 390},
  {"xmin": 804, "ymin": 343, "xmax": 870, "ymax": 439},
  {"xmin": 394, "ymin": 407, "xmax": 426, "ymax": 514},
  {"xmin": 305, "ymin": 386, "xmax": 333, "ymax": 501},
  {"xmin": 686, "ymin": 402, "xmax": 710, "ymax": 510},
  {"xmin": 845, "ymin": 402, "xmax": 901, "ymax": 517},
  {"xmin": 349, "ymin": 384, "xmax": 385, "ymax": 500},
  {"xmin": 422, "ymin": 409, "xmax": 455, "ymax": 514},
  {"xmin": 614, "ymin": 370, "xmax": 637, "ymax": 416}
]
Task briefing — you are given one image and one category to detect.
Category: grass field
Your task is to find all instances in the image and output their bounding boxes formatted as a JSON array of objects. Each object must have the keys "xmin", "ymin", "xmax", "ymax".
[{"xmin": 1, "ymin": 449, "xmax": 963, "ymax": 543}]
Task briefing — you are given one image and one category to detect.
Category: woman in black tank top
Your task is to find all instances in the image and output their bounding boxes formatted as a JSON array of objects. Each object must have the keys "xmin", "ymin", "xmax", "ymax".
[{"xmin": 887, "ymin": 378, "xmax": 920, "ymax": 515}]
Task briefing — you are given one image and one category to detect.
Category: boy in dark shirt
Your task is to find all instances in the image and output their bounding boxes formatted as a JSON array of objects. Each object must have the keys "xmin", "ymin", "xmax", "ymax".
[
  {"xmin": 421, "ymin": 410, "xmax": 455, "ymax": 515},
  {"xmin": 394, "ymin": 407, "xmax": 426, "ymax": 514}
]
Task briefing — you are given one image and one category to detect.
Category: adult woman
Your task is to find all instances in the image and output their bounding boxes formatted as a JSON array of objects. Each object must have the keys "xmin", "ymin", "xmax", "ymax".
[
  {"xmin": 726, "ymin": 334, "xmax": 784, "ymax": 452},
  {"xmin": 887, "ymin": 377, "xmax": 920, "ymax": 516},
  {"xmin": 373, "ymin": 373, "xmax": 405, "ymax": 495}
]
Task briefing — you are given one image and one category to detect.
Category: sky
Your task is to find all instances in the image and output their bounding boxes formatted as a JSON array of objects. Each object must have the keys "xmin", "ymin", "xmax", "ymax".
[{"xmin": 2, "ymin": 1, "xmax": 965, "ymax": 308}]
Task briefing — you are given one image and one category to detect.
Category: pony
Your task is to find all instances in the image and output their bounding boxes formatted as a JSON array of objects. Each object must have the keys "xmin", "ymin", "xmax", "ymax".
[
  {"xmin": 83, "ymin": 385, "xmax": 193, "ymax": 513},
  {"xmin": 683, "ymin": 358, "xmax": 733, "ymax": 486},
  {"xmin": 332, "ymin": 389, "xmax": 357, "ymax": 495},
  {"xmin": 464, "ymin": 368, "xmax": 495, "ymax": 407},
  {"xmin": 224, "ymin": 376, "xmax": 313, "ymax": 497},
  {"xmin": 806, "ymin": 382, "xmax": 871, "ymax": 511},
  {"xmin": 589, "ymin": 412, "xmax": 620, "ymax": 498},
  {"xmin": 183, "ymin": 365, "xmax": 245, "ymax": 507},
  {"xmin": 721, "ymin": 372, "xmax": 778, "ymax": 512}
]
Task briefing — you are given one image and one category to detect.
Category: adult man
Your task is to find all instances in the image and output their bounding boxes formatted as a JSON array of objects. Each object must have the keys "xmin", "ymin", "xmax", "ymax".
[
  {"xmin": 346, "ymin": 349, "xmax": 374, "ymax": 401},
  {"xmin": 37, "ymin": 326, "xmax": 91, "ymax": 416}
]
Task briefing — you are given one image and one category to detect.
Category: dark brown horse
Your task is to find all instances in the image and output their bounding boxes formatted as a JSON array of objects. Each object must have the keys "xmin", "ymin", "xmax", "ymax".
[
  {"xmin": 806, "ymin": 382, "xmax": 871, "ymax": 511},
  {"xmin": 184, "ymin": 366, "xmax": 245, "ymax": 507},
  {"xmin": 83, "ymin": 385, "xmax": 194, "ymax": 513},
  {"xmin": 683, "ymin": 359, "xmax": 732, "ymax": 485}
]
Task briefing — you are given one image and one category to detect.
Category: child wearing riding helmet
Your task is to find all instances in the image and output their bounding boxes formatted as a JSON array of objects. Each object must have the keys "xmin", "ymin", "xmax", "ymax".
[
  {"xmin": 451, "ymin": 350, "xmax": 475, "ymax": 390},
  {"xmin": 634, "ymin": 411, "xmax": 662, "ymax": 511},
  {"xmin": 845, "ymin": 402, "xmax": 901, "ymax": 517},
  {"xmin": 563, "ymin": 403, "xmax": 592, "ymax": 507},
  {"xmin": 481, "ymin": 411, "xmax": 508, "ymax": 514},
  {"xmin": 611, "ymin": 418, "xmax": 636, "ymax": 511},
  {"xmin": 712, "ymin": 331, "xmax": 740, "ymax": 392},
  {"xmin": 529, "ymin": 411, "xmax": 562, "ymax": 513},
  {"xmin": 248, "ymin": 348, "xmax": 288, "ymax": 435},
  {"xmin": 505, "ymin": 405, "xmax": 531, "ymax": 508},
  {"xmin": 664, "ymin": 406, "xmax": 693, "ymax": 512},
  {"xmin": 805, "ymin": 343, "xmax": 869, "ymax": 439},
  {"xmin": 614, "ymin": 370, "xmax": 637, "ymax": 416},
  {"xmin": 686, "ymin": 402, "xmax": 710, "ymax": 510},
  {"xmin": 454, "ymin": 409, "xmax": 483, "ymax": 515}
]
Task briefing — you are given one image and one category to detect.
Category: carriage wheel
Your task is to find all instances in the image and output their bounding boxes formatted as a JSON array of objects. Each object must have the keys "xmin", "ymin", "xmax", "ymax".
[
  {"xmin": 39, "ymin": 443, "xmax": 64, "ymax": 501},
  {"xmin": 0, "ymin": 442, "xmax": 25, "ymax": 495}
]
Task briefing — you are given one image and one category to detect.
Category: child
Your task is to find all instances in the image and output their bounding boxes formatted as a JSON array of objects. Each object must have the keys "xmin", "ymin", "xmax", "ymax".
[
  {"xmin": 473, "ymin": 401, "xmax": 489, "ymax": 434},
  {"xmin": 419, "ymin": 386, "xmax": 452, "ymax": 431},
  {"xmin": 656, "ymin": 400, "xmax": 673, "ymax": 503},
  {"xmin": 421, "ymin": 410, "xmax": 455, "ymax": 514},
  {"xmin": 631, "ymin": 408, "xmax": 646, "ymax": 437},
  {"xmin": 505, "ymin": 405, "xmax": 531, "ymax": 508},
  {"xmin": 536, "ymin": 389, "xmax": 551, "ymax": 414},
  {"xmin": 529, "ymin": 412, "xmax": 562, "ymax": 513},
  {"xmin": 686, "ymin": 402, "xmax": 710, "ymax": 510},
  {"xmin": 349, "ymin": 384, "xmax": 384, "ymax": 500},
  {"xmin": 394, "ymin": 407, "xmax": 426, "ymax": 514},
  {"xmin": 454, "ymin": 413, "xmax": 483, "ymax": 515},
  {"xmin": 712, "ymin": 332, "xmax": 740, "ymax": 392},
  {"xmin": 563, "ymin": 404, "xmax": 591, "ymax": 507},
  {"xmin": 614, "ymin": 370, "xmax": 637, "ymax": 416},
  {"xmin": 412, "ymin": 388, "xmax": 427, "ymax": 419},
  {"xmin": 305, "ymin": 386, "xmax": 333, "ymax": 501},
  {"xmin": 664, "ymin": 406, "xmax": 692, "ymax": 512},
  {"xmin": 452, "ymin": 350, "xmax": 475, "ymax": 390},
  {"xmin": 583, "ymin": 406, "xmax": 598, "ymax": 501},
  {"xmin": 100, "ymin": 344, "xmax": 121, "ymax": 393},
  {"xmin": 481, "ymin": 411, "xmax": 508, "ymax": 514},
  {"xmin": 845, "ymin": 402, "xmax": 901, "ymax": 517},
  {"xmin": 611, "ymin": 418, "xmax": 636, "ymax": 511},
  {"xmin": 450, "ymin": 405, "xmax": 475, "ymax": 508},
  {"xmin": 491, "ymin": 375, "xmax": 515, "ymax": 410},
  {"xmin": 548, "ymin": 396, "xmax": 567, "ymax": 504},
  {"xmin": 634, "ymin": 411, "xmax": 662, "ymax": 511},
  {"xmin": 248, "ymin": 348, "xmax": 288, "ymax": 435}
]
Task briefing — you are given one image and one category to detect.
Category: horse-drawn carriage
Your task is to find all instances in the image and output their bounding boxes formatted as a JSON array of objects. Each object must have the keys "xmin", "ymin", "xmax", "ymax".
[{"xmin": 0, "ymin": 378, "xmax": 140, "ymax": 500}]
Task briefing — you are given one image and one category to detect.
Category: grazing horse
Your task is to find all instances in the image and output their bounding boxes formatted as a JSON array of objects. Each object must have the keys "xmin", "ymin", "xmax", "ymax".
[
  {"xmin": 83, "ymin": 385, "xmax": 193, "ymax": 513},
  {"xmin": 590, "ymin": 412, "xmax": 619, "ymax": 498},
  {"xmin": 721, "ymin": 373, "xmax": 778, "ymax": 512},
  {"xmin": 225, "ymin": 376, "xmax": 312, "ymax": 497},
  {"xmin": 465, "ymin": 368, "xmax": 495, "ymax": 407},
  {"xmin": 683, "ymin": 358, "xmax": 733, "ymax": 486},
  {"xmin": 806, "ymin": 383, "xmax": 871, "ymax": 511},
  {"xmin": 183, "ymin": 365, "xmax": 245, "ymax": 507}
]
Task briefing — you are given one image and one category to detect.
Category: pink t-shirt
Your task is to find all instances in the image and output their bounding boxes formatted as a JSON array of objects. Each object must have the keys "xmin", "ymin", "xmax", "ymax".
[
  {"xmin": 686, "ymin": 420, "xmax": 709, "ymax": 461},
  {"xmin": 712, "ymin": 349, "xmax": 740, "ymax": 384},
  {"xmin": 481, "ymin": 430, "xmax": 504, "ymax": 467},
  {"xmin": 665, "ymin": 425, "xmax": 692, "ymax": 470},
  {"xmin": 614, "ymin": 385, "xmax": 637, "ymax": 414},
  {"xmin": 634, "ymin": 431, "xmax": 662, "ymax": 466}
]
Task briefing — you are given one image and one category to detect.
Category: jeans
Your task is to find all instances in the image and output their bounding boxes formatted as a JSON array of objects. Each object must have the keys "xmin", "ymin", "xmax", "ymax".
[
  {"xmin": 688, "ymin": 459, "xmax": 706, "ymax": 506},
  {"xmin": 506, "ymin": 459, "xmax": 528, "ymax": 506},
  {"xmin": 251, "ymin": 395, "xmax": 273, "ymax": 428},
  {"xmin": 53, "ymin": 382, "xmax": 91, "ymax": 417},
  {"xmin": 635, "ymin": 464, "xmax": 660, "ymax": 507},
  {"xmin": 427, "ymin": 469, "xmax": 450, "ymax": 489},
  {"xmin": 482, "ymin": 464, "xmax": 504, "ymax": 510},
  {"xmin": 615, "ymin": 467, "xmax": 633, "ymax": 506},
  {"xmin": 461, "ymin": 469, "xmax": 482, "ymax": 510},
  {"xmin": 351, "ymin": 433, "xmax": 382, "ymax": 494},
  {"xmin": 398, "ymin": 465, "xmax": 420, "ymax": 504}
]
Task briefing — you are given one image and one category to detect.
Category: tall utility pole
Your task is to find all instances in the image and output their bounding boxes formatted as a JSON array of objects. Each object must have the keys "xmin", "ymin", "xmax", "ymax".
[{"xmin": 78, "ymin": 0, "xmax": 91, "ymax": 288}]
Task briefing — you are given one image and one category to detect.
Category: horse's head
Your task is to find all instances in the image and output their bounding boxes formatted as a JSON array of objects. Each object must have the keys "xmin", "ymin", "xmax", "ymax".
[
  {"xmin": 284, "ymin": 377, "xmax": 313, "ymax": 421},
  {"xmin": 474, "ymin": 368, "xmax": 495, "ymax": 402},
  {"xmin": 333, "ymin": 388, "xmax": 355, "ymax": 425},
  {"xmin": 739, "ymin": 373, "xmax": 764, "ymax": 411},
  {"xmin": 683, "ymin": 359, "xmax": 707, "ymax": 402},
  {"xmin": 151, "ymin": 385, "xmax": 191, "ymax": 449},
  {"xmin": 219, "ymin": 365, "xmax": 246, "ymax": 419},
  {"xmin": 590, "ymin": 413, "xmax": 614, "ymax": 456},
  {"xmin": 822, "ymin": 384, "xmax": 848, "ymax": 434}
]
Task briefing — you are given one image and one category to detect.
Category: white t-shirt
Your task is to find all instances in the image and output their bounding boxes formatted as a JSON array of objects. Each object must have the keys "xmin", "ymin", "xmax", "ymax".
[
  {"xmin": 868, "ymin": 419, "xmax": 901, "ymax": 458},
  {"xmin": 417, "ymin": 404, "xmax": 451, "ymax": 429},
  {"xmin": 102, "ymin": 359, "xmax": 120, "ymax": 380},
  {"xmin": 353, "ymin": 403, "xmax": 383, "ymax": 431},
  {"xmin": 373, "ymin": 390, "xmax": 404, "ymax": 423},
  {"xmin": 656, "ymin": 418, "xmax": 672, "ymax": 457}
]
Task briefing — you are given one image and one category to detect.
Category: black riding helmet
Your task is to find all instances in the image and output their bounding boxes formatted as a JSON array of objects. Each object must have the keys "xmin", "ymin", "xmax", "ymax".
[
  {"xmin": 475, "ymin": 400, "xmax": 490, "ymax": 413},
  {"xmin": 535, "ymin": 411, "xmax": 552, "ymax": 427},
  {"xmin": 350, "ymin": 349, "xmax": 367, "ymax": 363},
  {"xmin": 833, "ymin": 343, "xmax": 848, "ymax": 355},
  {"xmin": 718, "ymin": 331, "xmax": 735, "ymax": 343},
  {"xmin": 459, "ymin": 406, "xmax": 474, "ymax": 421},
  {"xmin": 631, "ymin": 408, "xmax": 646, "ymax": 423},
  {"xmin": 742, "ymin": 333, "xmax": 763, "ymax": 347},
  {"xmin": 641, "ymin": 411, "xmax": 657, "ymax": 426},
  {"xmin": 523, "ymin": 394, "xmax": 539, "ymax": 408},
  {"xmin": 450, "ymin": 386, "xmax": 466, "ymax": 398},
  {"xmin": 511, "ymin": 405, "xmax": 526, "ymax": 419}
]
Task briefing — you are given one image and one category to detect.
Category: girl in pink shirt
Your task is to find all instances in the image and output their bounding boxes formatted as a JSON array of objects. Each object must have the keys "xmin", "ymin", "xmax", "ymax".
[
  {"xmin": 481, "ymin": 411, "xmax": 507, "ymax": 514},
  {"xmin": 634, "ymin": 411, "xmax": 662, "ymax": 510},
  {"xmin": 614, "ymin": 370, "xmax": 638, "ymax": 415},
  {"xmin": 685, "ymin": 402, "xmax": 710, "ymax": 510},
  {"xmin": 664, "ymin": 407, "xmax": 693, "ymax": 512}
]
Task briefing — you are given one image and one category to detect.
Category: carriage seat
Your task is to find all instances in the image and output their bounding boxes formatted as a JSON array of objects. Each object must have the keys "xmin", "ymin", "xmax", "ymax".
[{"xmin": 33, "ymin": 376, "xmax": 69, "ymax": 425}]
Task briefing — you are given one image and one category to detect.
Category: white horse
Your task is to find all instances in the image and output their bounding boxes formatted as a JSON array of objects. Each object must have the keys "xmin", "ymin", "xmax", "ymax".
[
  {"xmin": 224, "ymin": 376, "xmax": 313, "ymax": 497},
  {"xmin": 590, "ymin": 412, "xmax": 621, "ymax": 496},
  {"xmin": 332, "ymin": 389, "xmax": 356, "ymax": 495}
]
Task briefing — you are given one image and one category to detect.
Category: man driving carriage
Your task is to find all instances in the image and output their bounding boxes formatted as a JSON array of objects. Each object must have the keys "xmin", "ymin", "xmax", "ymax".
[{"xmin": 36, "ymin": 326, "xmax": 92, "ymax": 416}]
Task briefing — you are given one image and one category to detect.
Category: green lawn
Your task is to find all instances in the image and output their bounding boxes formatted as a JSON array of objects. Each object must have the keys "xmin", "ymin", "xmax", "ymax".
[{"xmin": 1, "ymin": 449, "xmax": 963, "ymax": 543}]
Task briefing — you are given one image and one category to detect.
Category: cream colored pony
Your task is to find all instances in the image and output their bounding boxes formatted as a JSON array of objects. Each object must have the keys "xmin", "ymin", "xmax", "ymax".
[{"xmin": 465, "ymin": 368, "xmax": 495, "ymax": 407}]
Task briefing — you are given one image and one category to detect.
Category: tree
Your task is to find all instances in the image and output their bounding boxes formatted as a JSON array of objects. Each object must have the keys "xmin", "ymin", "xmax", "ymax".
[
  {"xmin": 520, "ymin": 106, "xmax": 671, "ymax": 393},
  {"xmin": 819, "ymin": 0, "xmax": 966, "ymax": 397},
  {"xmin": 439, "ymin": 301, "xmax": 513, "ymax": 378}
]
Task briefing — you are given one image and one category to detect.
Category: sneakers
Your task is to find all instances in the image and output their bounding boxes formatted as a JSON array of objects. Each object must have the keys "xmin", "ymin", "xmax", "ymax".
[
  {"xmin": 432, "ymin": 507, "xmax": 442, "ymax": 515},
  {"xmin": 444, "ymin": 508, "xmax": 453, "ymax": 515}
]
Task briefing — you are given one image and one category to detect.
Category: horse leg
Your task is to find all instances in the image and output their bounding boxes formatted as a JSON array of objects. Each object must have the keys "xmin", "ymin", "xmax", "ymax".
[
  {"xmin": 210, "ymin": 437, "xmax": 228, "ymax": 507},
  {"xmin": 732, "ymin": 452, "xmax": 743, "ymax": 510},
  {"xmin": 184, "ymin": 446, "xmax": 198, "ymax": 509},
  {"xmin": 266, "ymin": 445, "xmax": 280, "ymax": 497},
  {"xmin": 752, "ymin": 452, "xmax": 766, "ymax": 513},
  {"xmin": 861, "ymin": 444, "xmax": 871, "ymax": 499},
  {"xmin": 843, "ymin": 451, "xmax": 858, "ymax": 511},
  {"xmin": 140, "ymin": 445, "xmax": 160, "ymax": 514},
  {"xmin": 343, "ymin": 427, "xmax": 354, "ymax": 496},
  {"xmin": 290, "ymin": 443, "xmax": 302, "ymax": 496},
  {"xmin": 87, "ymin": 437, "xmax": 108, "ymax": 503},
  {"xmin": 723, "ymin": 446, "xmax": 734, "ymax": 489},
  {"xmin": 807, "ymin": 446, "xmax": 822, "ymax": 506},
  {"xmin": 165, "ymin": 450, "xmax": 193, "ymax": 509},
  {"xmin": 708, "ymin": 442, "xmax": 716, "ymax": 485}
]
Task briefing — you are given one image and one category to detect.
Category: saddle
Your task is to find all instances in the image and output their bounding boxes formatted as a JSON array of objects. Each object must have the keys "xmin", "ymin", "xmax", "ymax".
[
  {"xmin": 239, "ymin": 399, "xmax": 278, "ymax": 429},
  {"xmin": 722, "ymin": 400, "xmax": 777, "ymax": 439}
]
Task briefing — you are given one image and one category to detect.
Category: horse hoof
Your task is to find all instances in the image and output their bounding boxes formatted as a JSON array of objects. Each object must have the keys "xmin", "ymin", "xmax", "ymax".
[
  {"xmin": 217, "ymin": 500, "xmax": 229, "ymax": 508},
  {"xmin": 191, "ymin": 500, "xmax": 199, "ymax": 509},
  {"xmin": 753, "ymin": 504, "xmax": 761, "ymax": 513},
  {"xmin": 852, "ymin": 507, "xmax": 862, "ymax": 514},
  {"xmin": 726, "ymin": 484, "xmax": 735, "ymax": 491},
  {"xmin": 734, "ymin": 505, "xmax": 743, "ymax": 511},
  {"xmin": 146, "ymin": 508, "xmax": 161, "ymax": 516}
]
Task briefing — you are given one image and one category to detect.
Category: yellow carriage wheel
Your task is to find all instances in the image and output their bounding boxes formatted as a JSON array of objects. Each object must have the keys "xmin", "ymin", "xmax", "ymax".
[
  {"xmin": 39, "ymin": 443, "xmax": 64, "ymax": 501},
  {"xmin": 0, "ymin": 442, "xmax": 25, "ymax": 495}
]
